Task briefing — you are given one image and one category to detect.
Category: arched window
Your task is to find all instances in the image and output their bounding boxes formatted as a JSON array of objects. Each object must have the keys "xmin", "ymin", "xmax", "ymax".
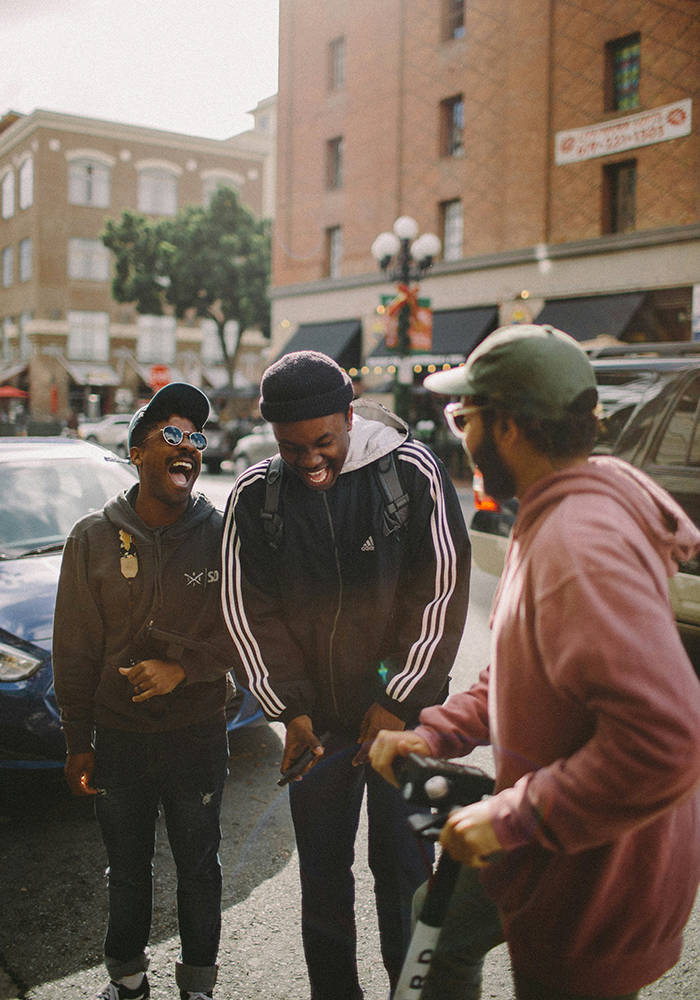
[
  {"xmin": 137, "ymin": 166, "xmax": 179, "ymax": 216},
  {"xmin": 68, "ymin": 158, "xmax": 111, "ymax": 208},
  {"xmin": 201, "ymin": 170, "xmax": 244, "ymax": 207},
  {"xmin": 1, "ymin": 170, "xmax": 14, "ymax": 219},
  {"xmin": 18, "ymin": 157, "xmax": 33, "ymax": 210}
]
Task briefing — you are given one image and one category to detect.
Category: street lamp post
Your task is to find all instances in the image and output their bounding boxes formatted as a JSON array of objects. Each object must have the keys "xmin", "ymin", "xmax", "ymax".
[{"xmin": 371, "ymin": 216, "xmax": 441, "ymax": 422}]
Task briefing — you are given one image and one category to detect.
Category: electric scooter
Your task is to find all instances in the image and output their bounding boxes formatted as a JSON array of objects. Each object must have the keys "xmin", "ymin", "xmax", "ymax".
[{"xmin": 392, "ymin": 754, "xmax": 495, "ymax": 1000}]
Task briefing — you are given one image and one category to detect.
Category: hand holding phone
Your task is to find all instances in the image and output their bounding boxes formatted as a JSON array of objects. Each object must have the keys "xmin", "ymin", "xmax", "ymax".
[{"xmin": 278, "ymin": 731, "xmax": 330, "ymax": 786}]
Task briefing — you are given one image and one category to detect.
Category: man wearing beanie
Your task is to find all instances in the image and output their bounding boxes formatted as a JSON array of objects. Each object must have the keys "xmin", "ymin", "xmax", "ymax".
[
  {"xmin": 221, "ymin": 350, "xmax": 471, "ymax": 999},
  {"xmin": 371, "ymin": 325, "xmax": 700, "ymax": 999}
]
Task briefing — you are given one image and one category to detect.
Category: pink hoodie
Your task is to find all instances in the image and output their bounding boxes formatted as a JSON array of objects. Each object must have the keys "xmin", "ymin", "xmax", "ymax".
[{"xmin": 418, "ymin": 456, "xmax": 700, "ymax": 995}]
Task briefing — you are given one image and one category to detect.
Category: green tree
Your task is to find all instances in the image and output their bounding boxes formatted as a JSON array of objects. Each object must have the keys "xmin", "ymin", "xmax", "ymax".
[{"xmin": 102, "ymin": 187, "xmax": 271, "ymax": 384}]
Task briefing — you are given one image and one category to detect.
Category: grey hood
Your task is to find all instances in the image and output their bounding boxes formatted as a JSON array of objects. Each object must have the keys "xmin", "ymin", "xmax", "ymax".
[{"xmin": 341, "ymin": 398, "xmax": 409, "ymax": 474}]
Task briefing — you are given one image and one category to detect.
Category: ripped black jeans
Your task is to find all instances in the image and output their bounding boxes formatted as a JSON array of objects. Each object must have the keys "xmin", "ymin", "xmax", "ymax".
[{"xmin": 93, "ymin": 718, "xmax": 228, "ymax": 995}]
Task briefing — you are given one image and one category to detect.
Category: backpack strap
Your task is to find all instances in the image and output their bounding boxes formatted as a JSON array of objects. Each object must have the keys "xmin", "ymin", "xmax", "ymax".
[
  {"xmin": 376, "ymin": 451, "xmax": 410, "ymax": 537},
  {"xmin": 260, "ymin": 450, "xmax": 409, "ymax": 547},
  {"xmin": 261, "ymin": 454, "xmax": 285, "ymax": 549}
]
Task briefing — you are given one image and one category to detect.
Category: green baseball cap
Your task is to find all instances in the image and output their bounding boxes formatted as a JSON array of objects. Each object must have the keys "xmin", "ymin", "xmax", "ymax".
[{"xmin": 423, "ymin": 324, "xmax": 597, "ymax": 420}]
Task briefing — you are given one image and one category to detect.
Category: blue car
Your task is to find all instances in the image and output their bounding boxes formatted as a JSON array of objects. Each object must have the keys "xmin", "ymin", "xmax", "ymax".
[{"xmin": 0, "ymin": 437, "xmax": 262, "ymax": 769}]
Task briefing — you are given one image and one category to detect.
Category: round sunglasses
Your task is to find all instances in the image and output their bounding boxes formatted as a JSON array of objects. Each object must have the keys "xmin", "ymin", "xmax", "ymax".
[{"xmin": 143, "ymin": 425, "xmax": 208, "ymax": 451}]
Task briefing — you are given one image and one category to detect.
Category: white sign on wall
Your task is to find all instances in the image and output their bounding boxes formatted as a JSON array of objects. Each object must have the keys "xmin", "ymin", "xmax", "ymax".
[{"xmin": 555, "ymin": 99, "xmax": 692, "ymax": 165}]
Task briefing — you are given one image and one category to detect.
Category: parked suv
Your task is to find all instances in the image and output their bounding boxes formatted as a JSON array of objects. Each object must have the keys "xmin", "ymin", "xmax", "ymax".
[{"xmin": 468, "ymin": 343, "xmax": 700, "ymax": 665}]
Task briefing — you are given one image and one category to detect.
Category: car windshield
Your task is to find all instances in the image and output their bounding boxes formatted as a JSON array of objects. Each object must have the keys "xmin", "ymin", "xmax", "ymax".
[{"xmin": 0, "ymin": 456, "xmax": 135, "ymax": 557}]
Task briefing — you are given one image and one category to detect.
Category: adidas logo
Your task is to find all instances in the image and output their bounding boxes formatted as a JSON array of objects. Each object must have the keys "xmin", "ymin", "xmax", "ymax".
[{"xmin": 361, "ymin": 536, "xmax": 375, "ymax": 552}]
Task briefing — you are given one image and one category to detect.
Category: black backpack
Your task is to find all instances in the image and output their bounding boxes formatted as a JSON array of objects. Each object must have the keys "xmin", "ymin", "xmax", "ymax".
[{"xmin": 260, "ymin": 452, "xmax": 409, "ymax": 550}]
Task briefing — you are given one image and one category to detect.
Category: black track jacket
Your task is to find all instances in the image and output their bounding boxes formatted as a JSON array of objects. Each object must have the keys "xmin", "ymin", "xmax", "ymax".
[{"xmin": 221, "ymin": 400, "xmax": 471, "ymax": 735}]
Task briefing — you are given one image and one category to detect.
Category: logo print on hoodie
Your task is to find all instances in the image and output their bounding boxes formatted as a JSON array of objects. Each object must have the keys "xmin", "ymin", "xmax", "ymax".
[{"xmin": 118, "ymin": 530, "xmax": 139, "ymax": 578}]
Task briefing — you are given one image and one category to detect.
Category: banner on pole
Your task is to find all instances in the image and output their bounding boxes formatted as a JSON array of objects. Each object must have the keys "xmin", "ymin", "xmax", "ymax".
[{"xmin": 381, "ymin": 289, "xmax": 433, "ymax": 352}]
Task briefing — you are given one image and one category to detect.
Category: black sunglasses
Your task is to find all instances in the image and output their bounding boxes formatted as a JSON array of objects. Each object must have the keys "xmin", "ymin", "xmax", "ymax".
[{"xmin": 144, "ymin": 425, "xmax": 208, "ymax": 451}]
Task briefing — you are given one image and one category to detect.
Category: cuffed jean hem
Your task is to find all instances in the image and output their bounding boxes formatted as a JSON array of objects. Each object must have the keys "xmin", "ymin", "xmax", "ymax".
[
  {"xmin": 105, "ymin": 946, "xmax": 151, "ymax": 982},
  {"xmin": 175, "ymin": 959, "xmax": 219, "ymax": 993}
]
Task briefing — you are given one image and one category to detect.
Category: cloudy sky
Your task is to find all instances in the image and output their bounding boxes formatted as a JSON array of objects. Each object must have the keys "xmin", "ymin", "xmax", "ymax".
[{"xmin": 0, "ymin": 0, "xmax": 279, "ymax": 139}]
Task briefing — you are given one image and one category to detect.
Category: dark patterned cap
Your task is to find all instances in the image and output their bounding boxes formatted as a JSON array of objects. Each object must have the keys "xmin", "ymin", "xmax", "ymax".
[{"xmin": 128, "ymin": 382, "xmax": 210, "ymax": 448}]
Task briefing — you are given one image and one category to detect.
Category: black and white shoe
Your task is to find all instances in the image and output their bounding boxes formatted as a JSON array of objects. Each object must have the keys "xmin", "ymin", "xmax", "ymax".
[{"xmin": 95, "ymin": 975, "xmax": 150, "ymax": 1000}]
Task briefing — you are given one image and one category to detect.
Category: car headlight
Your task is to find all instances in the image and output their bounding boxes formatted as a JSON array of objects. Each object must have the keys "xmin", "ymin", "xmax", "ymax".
[{"xmin": 0, "ymin": 640, "xmax": 43, "ymax": 681}]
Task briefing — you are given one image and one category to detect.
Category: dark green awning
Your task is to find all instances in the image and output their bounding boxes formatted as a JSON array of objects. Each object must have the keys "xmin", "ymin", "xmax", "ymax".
[
  {"xmin": 279, "ymin": 319, "xmax": 362, "ymax": 370},
  {"xmin": 366, "ymin": 306, "xmax": 498, "ymax": 364},
  {"xmin": 535, "ymin": 293, "xmax": 647, "ymax": 342}
]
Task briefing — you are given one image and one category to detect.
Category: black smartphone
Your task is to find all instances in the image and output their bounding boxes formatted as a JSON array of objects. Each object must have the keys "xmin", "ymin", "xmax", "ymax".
[{"xmin": 278, "ymin": 731, "xmax": 331, "ymax": 786}]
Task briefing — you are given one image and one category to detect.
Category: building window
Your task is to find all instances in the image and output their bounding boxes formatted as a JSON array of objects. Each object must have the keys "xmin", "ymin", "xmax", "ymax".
[
  {"xmin": 1, "ymin": 170, "xmax": 14, "ymax": 219},
  {"xmin": 68, "ymin": 159, "xmax": 111, "ymax": 207},
  {"xmin": 441, "ymin": 200, "xmax": 463, "ymax": 261},
  {"xmin": 68, "ymin": 237, "xmax": 111, "ymax": 281},
  {"xmin": 441, "ymin": 96, "xmax": 465, "ymax": 157},
  {"xmin": 67, "ymin": 310, "xmax": 110, "ymax": 361},
  {"xmin": 603, "ymin": 160, "xmax": 636, "ymax": 234},
  {"xmin": 329, "ymin": 37, "xmax": 346, "ymax": 90},
  {"xmin": 326, "ymin": 226, "xmax": 343, "ymax": 278},
  {"xmin": 18, "ymin": 312, "xmax": 32, "ymax": 361},
  {"xmin": 2, "ymin": 246, "xmax": 13, "ymax": 288},
  {"xmin": 606, "ymin": 34, "xmax": 641, "ymax": 112},
  {"xmin": 444, "ymin": 0, "xmax": 465, "ymax": 40},
  {"xmin": 138, "ymin": 168, "xmax": 178, "ymax": 215},
  {"xmin": 18, "ymin": 238, "xmax": 32, "ymax": 282},
  {"xmin": 327, "ymin": 137, "xmax": 344, "ymax": 190},
  {"xmin": 18, "ymin": 157, "xmax": 33, "ymax": 210},
  {"xmin": 1, "ymin": 316, "xmax": 13, "ymax": 363},
  {"xmin": 201, "ymin": 172, "xmax": 244, "ymax": 207},
  {"xmin": 136, "ymin": 314, "xmax": 177, "ymax": 363}
]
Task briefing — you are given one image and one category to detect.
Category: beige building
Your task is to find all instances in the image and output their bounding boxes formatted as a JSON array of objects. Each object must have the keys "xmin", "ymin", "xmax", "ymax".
[
  {"xmin": 0, "ymin": 97, "xmax": 276, "ymax": 422},
  {"xmin": 271, "ymin": 0, "xmax": 700, "ymax": 393}
]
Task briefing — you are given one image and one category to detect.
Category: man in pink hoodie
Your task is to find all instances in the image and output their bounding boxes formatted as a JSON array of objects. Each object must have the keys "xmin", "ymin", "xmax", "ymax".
[{"xmin": 370, "ymin": 325, "xmax": 700, "ymax": 1000}]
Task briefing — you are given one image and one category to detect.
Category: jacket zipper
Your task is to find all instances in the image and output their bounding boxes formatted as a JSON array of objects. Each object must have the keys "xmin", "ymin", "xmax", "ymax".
[{"xmin": 323, "ymin": 492, "xmax": 343, "ymax": 718}]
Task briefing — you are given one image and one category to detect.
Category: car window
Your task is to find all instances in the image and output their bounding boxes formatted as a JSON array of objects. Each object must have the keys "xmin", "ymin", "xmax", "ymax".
[
  {"xmin": 0, "ymin": 457, "xmax": 135, "ymax": 554},
  {"xmin": 654, "ymin": 376, "xmax": 700, "ymax": 467},
  {"xmin": 613, "ymin": 379, "xmax": 678, "ymax": 463}
]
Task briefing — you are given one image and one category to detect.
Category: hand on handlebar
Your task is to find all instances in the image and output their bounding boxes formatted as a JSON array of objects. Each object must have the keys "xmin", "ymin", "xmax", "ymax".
[
  {"xmin": 368, "ymin": 728, "xmax": 432, "ymax": 787},
  {"xmin": 440, "ymin": 799, "xmax": 503, "ymax": 868}
]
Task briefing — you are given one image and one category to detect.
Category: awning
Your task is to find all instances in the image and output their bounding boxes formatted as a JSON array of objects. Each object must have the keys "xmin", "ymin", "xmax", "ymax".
[
  {"xmin": 535, "ymin": 292, "xmax": 647, "ymax": 342},
  {"xmin": 0, "ymin": 361, "xmax": 29, "ymax": 384},
  {"xmin": 366, "ymin": 306, "xmax": 498, "ymax": 365},
  {"xmin": 48, "ymin": 353, "xmax": 121, "ymax": 386},
  {"xmin": 279, "ymin": 319, "xmax": 362, "ymax": 371}
]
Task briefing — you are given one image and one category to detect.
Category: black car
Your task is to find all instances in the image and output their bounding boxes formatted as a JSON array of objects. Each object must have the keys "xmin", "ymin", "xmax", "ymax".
[{"xmin": 468, "ymin": 344, "xmax": 700, "ymax": 663}]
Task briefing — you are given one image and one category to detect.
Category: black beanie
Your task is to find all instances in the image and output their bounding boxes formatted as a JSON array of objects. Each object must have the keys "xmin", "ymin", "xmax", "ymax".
[{"xmin": 260, "ymin": 351, "xmax": 354, "ymax": 423}]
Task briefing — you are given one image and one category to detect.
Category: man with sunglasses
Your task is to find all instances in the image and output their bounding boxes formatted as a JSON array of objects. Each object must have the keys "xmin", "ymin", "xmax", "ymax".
[
  {"xmin": 371, "ymin": 324, "xmax": 700, "ymax": 1000},
  {"xmin": 53, "ymin": 382, "xmax": 235, "ymax": 1000}
]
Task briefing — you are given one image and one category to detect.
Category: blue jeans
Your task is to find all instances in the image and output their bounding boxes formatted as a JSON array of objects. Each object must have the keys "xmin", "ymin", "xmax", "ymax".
[
  {"xmin": 412, "ymin": 865, "xmax": 504, "ymax": 1000},
  {"xmin": 289, "ymin": 743, "xmax": 434, "ymax": 1000},
  {"xmin": 93, "ymin": 718, "xmax": 229, "ymax": 994}
]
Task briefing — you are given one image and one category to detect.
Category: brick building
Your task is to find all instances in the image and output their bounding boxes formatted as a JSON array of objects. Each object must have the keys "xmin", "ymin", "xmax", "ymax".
[
  {"xmin": 271, "ymin": 0, "xmax": 700, "ymax": 393},
  {"xmin": 0, "ymin": 97, "xmax": 276, "ymax": 421}
]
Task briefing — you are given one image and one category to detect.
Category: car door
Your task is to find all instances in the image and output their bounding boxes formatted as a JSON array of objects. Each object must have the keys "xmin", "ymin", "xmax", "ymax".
[{"xmin": 640, "ymin": 372, "xmax": 700, "ymax": 630}]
